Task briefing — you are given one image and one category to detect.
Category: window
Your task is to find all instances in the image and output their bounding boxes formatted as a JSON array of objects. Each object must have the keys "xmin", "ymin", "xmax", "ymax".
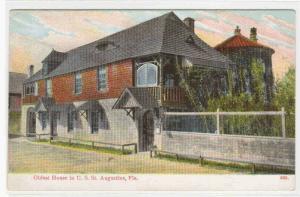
[
  {"xmin": 164, "ymin": 74, "xmax": 174, "ymax": 87},
  {"xmin": 24, "ymin": 83, "xmax": 35, "ymax": 95},
  {"xmin": 91, "ymin": 111, "xmax": 99, "ymax": 134},
  {"xmin": 67, "ymin": 111, "xmax": 76, "ymax": 132},
  {"xmin": 74, "ymin": 73, "xmax": 82, "ymax": 94},
  {"xmin": 40, "ymin": 112, "xmax": 47, "ymax": 130},
  {"xmin": 98, "ymin": 65, "xmax": 107, "ymax": 91},
  {"xmin": 137, "ymin": 63, "xmax": 157, "ymax": 87},
  {"xmin": 34, "ymin": 82, "xmax": 39, "ymax": 96},
  {"xmin": 46, "ymin": 79, "xmax": 52, "ymax": 97},
  {"xmin": 99, "ymin": 109, "xmax": 109, "ymax": 130}
]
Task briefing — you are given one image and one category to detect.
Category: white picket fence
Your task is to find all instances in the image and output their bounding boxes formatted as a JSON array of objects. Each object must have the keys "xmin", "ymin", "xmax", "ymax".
[{"xmin": 164, "ymin": 107, "xmax": 286, "ymax": 138}]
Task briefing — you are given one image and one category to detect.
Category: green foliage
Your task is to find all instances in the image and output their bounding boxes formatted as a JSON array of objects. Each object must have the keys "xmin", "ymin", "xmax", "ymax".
[
  {"xmin": 273, "ymin": 67, "xmax": 295, "ymax": 137},
  {"xmin": 206, "ymin": 60, "xmax": 295, "ymax": 137},
  {"xmin": 251, "ymin": 58, "xmax": 265, "ymax": 103}
]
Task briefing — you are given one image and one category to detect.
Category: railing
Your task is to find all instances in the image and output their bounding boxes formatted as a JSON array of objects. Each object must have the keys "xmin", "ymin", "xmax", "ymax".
[
  {"xmin": 141, "ymin": 86, "xmax": 186, "ymax": 105},
  {"xmin": 49, "ymin": 136, "xmax": 137, "ymax": 154},
  {"xmin": 161, "ymin": 87, "xmax": 186, "ymax": 104}
]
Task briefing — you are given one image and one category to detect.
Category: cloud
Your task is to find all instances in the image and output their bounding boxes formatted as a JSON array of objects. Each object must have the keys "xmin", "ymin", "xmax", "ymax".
[{"xmin": 9, "ymin": 10, "xmax": 295, "ymax": 80}]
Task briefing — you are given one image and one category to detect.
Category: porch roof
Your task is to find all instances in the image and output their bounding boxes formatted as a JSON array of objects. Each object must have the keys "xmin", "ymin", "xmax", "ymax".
[
  {"xmin": 113, "ymin": 87, "xmax": 159, "ymax": 110},
  {"xmin": 34, "ymin": 97, "xmax": 55, "ymax": 112},
  {"xmin": 76, "ymin": 100, "xmax": 103, "ymax": 111}
]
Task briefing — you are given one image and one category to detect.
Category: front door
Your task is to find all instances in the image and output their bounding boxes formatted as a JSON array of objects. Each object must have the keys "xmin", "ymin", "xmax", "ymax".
[
  {"xmin": 91, "ymin": 111, "xmax": 99, "ymax": 133},
  {"xmin": 141, "ymin": 110, "xmax": 154, "ymax": 151},
  {"xmin": 50, "ymin": 112, "xmax": 57, "ymax": 136},
  {"xmin": 28, "ymin": 111, "xmax": 36, "ymax": 135}
]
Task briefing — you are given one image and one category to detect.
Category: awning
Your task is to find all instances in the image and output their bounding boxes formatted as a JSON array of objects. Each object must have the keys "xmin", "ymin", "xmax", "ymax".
[
  {"xmin": 34, "ymin": 97, "xmax": 55, "ymax": 112},
  {"xmin": 112, "ymin": 87, "xmax": 159, "ymax": 110},
  {"xmin": 76, "ymin": 100, "xmax": 103, "ymax": 111},
  {"xmin": 49, "ymin": 103, "xmax": 76, "ymax": 112}
]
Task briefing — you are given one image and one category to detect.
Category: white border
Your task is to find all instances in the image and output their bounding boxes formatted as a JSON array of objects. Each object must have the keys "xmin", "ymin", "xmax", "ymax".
[{"xmin": 1, "ymin": 0, "xmax": 299, "ymax": 196}]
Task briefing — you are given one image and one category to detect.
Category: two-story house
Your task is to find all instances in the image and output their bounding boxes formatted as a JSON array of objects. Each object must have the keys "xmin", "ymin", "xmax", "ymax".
[{"xmin": 21, "ymin": 12, "xmax": 232, "ymax": 151}]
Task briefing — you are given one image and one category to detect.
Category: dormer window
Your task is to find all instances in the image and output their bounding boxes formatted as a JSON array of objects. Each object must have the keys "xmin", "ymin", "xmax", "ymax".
[
  {"xmin": 185, "ymin": 35, "xmax": 195, "ymax": 44},
  {"xmin": 96, "ymin": 41, "xmax": 117, "ymax": 52},
  {"xmin": 136, "ymin": 62, "xmax": 158, "ymax": 87}
]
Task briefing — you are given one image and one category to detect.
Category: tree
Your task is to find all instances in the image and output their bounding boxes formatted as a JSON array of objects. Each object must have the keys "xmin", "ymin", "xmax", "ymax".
[{"xmin": 273, "ymin": 67, "xmax": 295, "ymax": 137}]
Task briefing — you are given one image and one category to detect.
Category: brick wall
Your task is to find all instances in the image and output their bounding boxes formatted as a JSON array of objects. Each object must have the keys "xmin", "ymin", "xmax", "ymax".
[{"xmin": 51, "ymin": 59, "xmax": 133, "ymax": 103}]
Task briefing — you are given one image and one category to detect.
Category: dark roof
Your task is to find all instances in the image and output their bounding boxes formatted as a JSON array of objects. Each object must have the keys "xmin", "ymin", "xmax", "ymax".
[
  {"xmin": 24, "ymin": 70, "xmax": 43, "ymax": 84},
  {"xmin": 77, "ymin": 100, "xmax": 103, "ymax": 111},
  {"xmin": 113, "ymin": 87, "xmax": 159, "ymax": 109},
  {"xmin": 35, "ymin": 97, "xmax": 55, "ymax": 112},
  {"xmin": 9, "ymin": 72, "xmax": 27, "ymax": 94},
  {"xmin": 215, "ymin": 32, "xmax": 274, "ymax": 53},
  {"xmin": 26, "ymin": 12, "xmax": 232, "ymax": 83},
  {"xmin": 49, "ymin": 103, "xmax": 76, "ymax": 112},
  {"xmin": 42, "ymin": 49, "xmax": 67, "ymax": 63}
]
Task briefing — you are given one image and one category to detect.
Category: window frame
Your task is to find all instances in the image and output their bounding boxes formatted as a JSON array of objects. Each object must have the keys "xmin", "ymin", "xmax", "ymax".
[
  {"xmin": 67, "ymin": 111, "xmax": 76, "ymax": 132},
  {"xmin": 74, "ymin": 72, "xmax": 82, "ymax": 95},
  {"xmin": 97, "ymin": 65, "xmax": 108, "ymax": 92},
  {"xmin": 45, "ymin": 79, "xmax": 52, "ymax": 97},
  {"xmin": 136, "ymin": 62, "xmax": 158, "ymax": 87},
  {"xmin": 40, "ymin": 112, "xmax": 47, "ymax": 130},
  {"xmin": 34, "ymin": 82, "xmax": 39, "ymax": 96}
]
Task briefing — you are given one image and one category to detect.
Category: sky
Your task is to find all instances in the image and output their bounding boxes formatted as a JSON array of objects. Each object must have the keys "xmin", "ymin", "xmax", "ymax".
[{"xmin": 9, "ymin": 10, "xmax": 295, "ymax": 80}]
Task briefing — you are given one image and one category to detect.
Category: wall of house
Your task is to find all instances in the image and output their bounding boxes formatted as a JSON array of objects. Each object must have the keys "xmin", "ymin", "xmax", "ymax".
[
  {"xmin": 161, "ymin": 131, "xmax": 295, "ymax": 168},
  {"xmin": 54, "ymin": 99, "xmax": 138, "ymax": 145},
  {"xmin": 9, "ymin": 94, "xmax": 22, "ymax": 112},
  {"xmin": 22, "ymin": 59, "xmax": 133, "ymax": 105},
  {"xmin": 53, "ymin": 59, "xmax": 133, "ymax": 103}
]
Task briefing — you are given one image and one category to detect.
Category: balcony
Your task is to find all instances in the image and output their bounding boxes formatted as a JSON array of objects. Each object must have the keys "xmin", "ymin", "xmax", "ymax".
[
  {"xmin": 22, "ymin": 95, "xmax": 39, "ymax": 104},
  {"xmin": 140, "ymin": 86, "xmax": 187, "ymax": 107}
]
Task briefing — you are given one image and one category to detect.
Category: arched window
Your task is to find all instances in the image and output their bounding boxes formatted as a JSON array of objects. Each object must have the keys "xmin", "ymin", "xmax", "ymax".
[{"xmin": 136, "ymin": 63, "xmax": 158, "ymax": 87}]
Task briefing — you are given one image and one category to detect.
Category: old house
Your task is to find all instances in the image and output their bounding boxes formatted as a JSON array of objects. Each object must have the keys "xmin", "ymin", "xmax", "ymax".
[
  {"xmin": 9, "ymin": 72, "xmax": 27, "ymax": 112},
  {"xmin": 215, "ymin": 26, "xmax": 275, "ymax": 103},
  {"xmin": 21, "ymin": 12, "xmax": 232, "ymax": 151}
]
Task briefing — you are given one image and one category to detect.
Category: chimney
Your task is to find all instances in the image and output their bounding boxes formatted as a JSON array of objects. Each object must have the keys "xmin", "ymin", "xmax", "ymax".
[
  {"xmin": 234, "ymin": 26, "xmax": 241, "ymax": 35},
  {"xmin": 250, "ymin": 27, "xmax": 258, "ymax": 42},
  {"xmin": 28, "ymin": 65, "xmax": 34, "ymax": 78},
  {"xmin": 183, "ymin": 17, "xmax": 195, "ymax": 33}
]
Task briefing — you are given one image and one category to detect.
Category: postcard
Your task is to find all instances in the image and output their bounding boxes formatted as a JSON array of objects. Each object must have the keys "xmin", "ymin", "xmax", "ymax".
[{"xmin": 7, "ymin": 7, "xmax": 296, "ymax": 193}]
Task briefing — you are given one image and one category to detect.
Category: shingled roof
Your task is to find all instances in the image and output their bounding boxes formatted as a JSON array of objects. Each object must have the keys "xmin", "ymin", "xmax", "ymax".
[
  {"xmin": 215, "ymin": 29, "xmax": 274, "ymax": 53},
  {"xmin": 42, "ymin": 49, "xmax": 67, "ymax": 63},
  {"xmin": 25, "ymin": 12, "xmax": 232, "ymax": 83}
]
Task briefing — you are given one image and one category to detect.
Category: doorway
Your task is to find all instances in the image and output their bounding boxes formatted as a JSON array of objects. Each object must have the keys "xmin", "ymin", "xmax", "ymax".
[
  {"xmin": 50, "ymin": 112, "xmax": 58, "ymax": 136},
  {"xmin": 141, "ymin": 110, "xmax": 154, "ymax": 151},
  {"xmin": 27, "ymin": 108, "xmax": 36, "ymax": 136},
  {"xmin": 91, "ymin": 111, "xmax": 99, "ymax": 134}
]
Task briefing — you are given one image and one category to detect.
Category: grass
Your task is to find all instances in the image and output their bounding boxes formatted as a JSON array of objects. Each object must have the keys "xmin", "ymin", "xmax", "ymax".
[
  {"xmin": 155, "ymin": 153, "xmax": 294, "ymax": 174},
  {"xmin": 35, "ymin": 139, "xmax": 133, "ymax": 155},
  {"xmin": 8, "ymin": 112, "xmax": 21, "ymax": 135}
]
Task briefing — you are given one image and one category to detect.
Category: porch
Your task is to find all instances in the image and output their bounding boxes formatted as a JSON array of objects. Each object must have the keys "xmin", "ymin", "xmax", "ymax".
[{"xmin": 128, "ymin": 86, "xmax": 187, "ymax": 108}]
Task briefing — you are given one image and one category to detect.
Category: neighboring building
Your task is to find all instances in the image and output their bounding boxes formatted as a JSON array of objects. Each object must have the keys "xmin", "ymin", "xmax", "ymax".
[
  {"xmin": 215, "ymin": 26, "xmax": 275, "ymax": 103},
  {"xmin": 21, "ymin": 12, "xmax": 232, "ymax": 151},
  {"xmin": 9, "ymin": 72, "xmax": 27, "ymax": 112}
]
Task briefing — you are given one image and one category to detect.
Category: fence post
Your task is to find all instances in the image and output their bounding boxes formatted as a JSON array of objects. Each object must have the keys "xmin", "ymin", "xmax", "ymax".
[
  {"xmin": 216, "ymin": 108, "xmax": 220, "ymax": 134},
  {"xmin": 281, "ymin": 107, "xmax": 286, "ymax": 138}
]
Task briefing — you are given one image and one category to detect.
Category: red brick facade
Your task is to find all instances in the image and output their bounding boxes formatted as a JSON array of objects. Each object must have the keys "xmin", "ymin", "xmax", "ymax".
[{"xmin": 23, "ymin": 59, "xmax": 133, "ymax": 104}]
